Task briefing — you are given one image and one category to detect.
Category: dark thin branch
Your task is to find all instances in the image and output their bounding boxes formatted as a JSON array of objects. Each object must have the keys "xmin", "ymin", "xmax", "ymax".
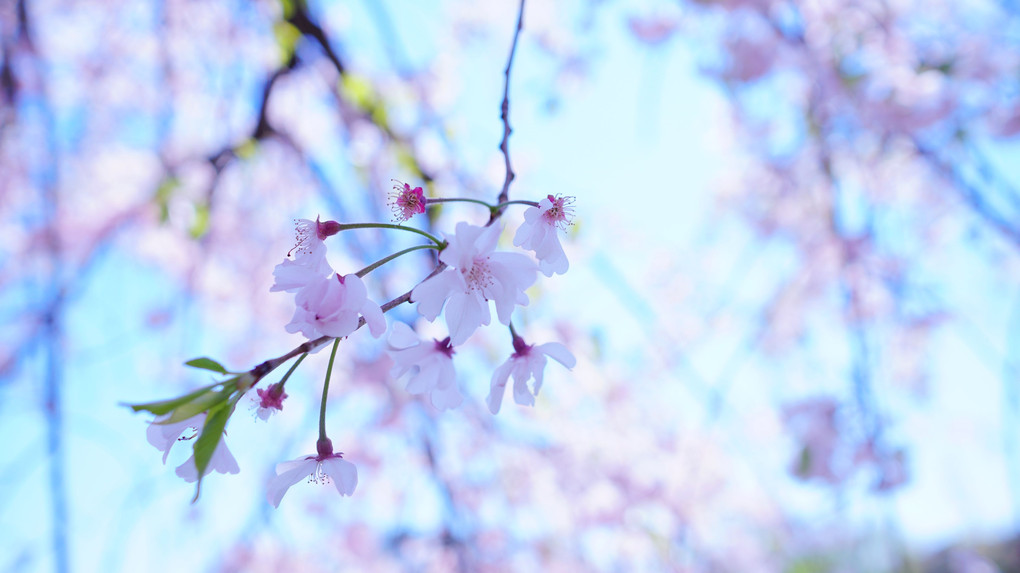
[
  {"xmin": 489, "ymin": 0, "xmax": 526, "ymax": 224},
  {"xmin": 287, "ymin": 2, "xmax": 346, "ymax": 77}
]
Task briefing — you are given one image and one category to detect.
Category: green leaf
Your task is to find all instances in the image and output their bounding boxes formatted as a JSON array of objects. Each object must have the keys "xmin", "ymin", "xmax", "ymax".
[
  {"xmin": 191, "ymin": 401, "xmax": 235, "ymax": 502},
  {"xmin": 164, "ymin": 386, "xmax": 232, "ymax": 424},
  {"xmin": 184, "ymin": 357, "xmax": 229, "ymax": 375},
  {"xmin": 340, "ymin": 74, "xmax": 375, "ymax": 111},
  {"xmin": 278, "ymin": 0, "xmax": 296, "ymax": 19},
  {"xmin": 154, "ymin": 176, "xmax": 180, "ymax": 223},
  {"xmin": 273, "ymin": 20, "xmax": 301, "ymax": 66},
  {"xmin": 189, "ymin": 202, "xmax": 210, "ymax": 240},
  {"xmin": 125, "ymin": 381, "xmax": 224, "ymax": 416},
  {"xmin": 234, "ymin": 138, "xmax": 258, "ymax": 160}
]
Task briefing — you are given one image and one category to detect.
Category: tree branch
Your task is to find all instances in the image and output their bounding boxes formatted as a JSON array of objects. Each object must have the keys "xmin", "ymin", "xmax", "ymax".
[{"xmin": 489, "ymin": 0, "xmax": 526, "ymax": 224}]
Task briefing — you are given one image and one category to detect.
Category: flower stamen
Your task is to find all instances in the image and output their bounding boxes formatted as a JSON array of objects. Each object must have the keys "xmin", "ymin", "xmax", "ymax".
[
  {"xmin": 542, "ymin": 194, "xmax": 575, "ymax": 230},
  {"xmin": 389, "ymin": 180, "xmax": 427, "ymax": 223}
]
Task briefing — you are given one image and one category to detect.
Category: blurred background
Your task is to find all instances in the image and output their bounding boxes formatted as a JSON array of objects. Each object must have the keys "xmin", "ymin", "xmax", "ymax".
[{"xmin": 4, "ymin": 0, "xmax": 1020, "ymax": 571}]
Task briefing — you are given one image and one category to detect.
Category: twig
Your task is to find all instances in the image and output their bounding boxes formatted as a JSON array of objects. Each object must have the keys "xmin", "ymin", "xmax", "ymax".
[{"xmin": 489, "ymin": 0, "xmax": 526, "ymax": 224}]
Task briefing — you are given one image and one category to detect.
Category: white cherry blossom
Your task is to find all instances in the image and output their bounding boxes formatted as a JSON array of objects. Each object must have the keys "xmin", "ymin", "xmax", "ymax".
[
  {"xmin": 267, "ymin": 439, "xmax": 357, "ymax": 507},
  {"xmin": 487, "ymin": 336, "xmax": 576, "ymax": 415},
  {"xmin": 270, "ymin": 217, "xmax": 337, "ymax": 293},
  {"xmin": 146, "ymin": 413, "xmax": 240, "ymax": 481},
  {"xmin": 412, "ymin": 222, "xmax": 537, "ymax": 345},
  {"xmin": 387, "ymin": 321, "xmax": 462, "ymax": 410},
  {"xmin": 175, "ymin": 440, "xmax": 241, "ymax": 483},
  {"xmin": 513, "ymin": 194, "xmax": 573, "ymax": 276}
]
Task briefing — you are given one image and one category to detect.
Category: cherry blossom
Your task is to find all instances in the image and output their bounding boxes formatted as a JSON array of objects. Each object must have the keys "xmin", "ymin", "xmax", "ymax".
[
  {"xmin": 513, "ymin": 194, "xmax": 573, "ymax": 276},
  {"xmin": 285, "ymin": 273, "xmax": 386, "ymax": 340},
  {"xmin": 386, "ymin": 322, "xmax": 462, "ymax": 410},
  {"xmin": 254, "ymin": 382, "xmax": 288, "ymax": 421},
  {"xmin": 147, "ymin": 413, "xmax": 240, "ymax": 481},
  {"xmin": 270, "ymin": 217, "xmax": 339, "ymax": 293},
  {"xmin": 267, "ymin": 439, "xmax": 357, "ymax": 507},
  {"xmin": 412, "ymin": 222, "xmax": 537, "ymax": 345},
  {"xmin": 175, "ymin": 440, "xmax": 241, "ymax": 483},
  {"xmin": 487, "ymin": 334, "xmax": 576, "ymax": 415},
  {"xmin": 147, "ymin": 413, "xmax": 205, "ymax": 464},
  {"xmin": 388, "ymin": 180, "xmax": 427, "ymax": 222}
]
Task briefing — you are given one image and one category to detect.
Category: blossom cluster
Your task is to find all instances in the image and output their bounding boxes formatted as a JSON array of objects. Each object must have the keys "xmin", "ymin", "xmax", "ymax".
[{"xmin": 130, "ymin": 182, "xmax": 577, "ymax": 507}]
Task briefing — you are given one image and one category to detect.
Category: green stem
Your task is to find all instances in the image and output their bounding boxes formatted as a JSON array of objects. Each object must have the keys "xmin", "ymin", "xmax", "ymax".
[
  {"xmin": 355, "ymin": 244, "xmax": 441, "ymax": 278},
  {"xmin": 337, "ymin": 222, "xmax": 443, "ymax": 246},
  {"xmin": 426, "ymin": 197, "xmax": 494, "ymax": 209},
  {"xmin": 318, "ymin": 338, "xmax": 341, "ymax": 441},
  {"xmin": 494, "ymin": 199, "xmax": 540, "ymax": 209},
  {"xmin": 276, "ymin": 352, "xmax": 308, "ymax": 389}
]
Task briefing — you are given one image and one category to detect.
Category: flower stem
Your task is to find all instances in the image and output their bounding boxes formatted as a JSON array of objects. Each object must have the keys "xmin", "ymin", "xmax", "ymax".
[
  {"xmin": 337, "ymin": 222, "xmax": 443, "ymax": 246},
  {"xmin": 426, "ymin": 197, "xmax": 494, "ymax": 209},
  {"xmin": 355, "ymin": 244, "xmax": 441, "ymax": 278},
  {"xmin": 276, "ymin": 352, "xmax": 308, "ymax": 389},
  {"xmin": 318, "ymin": 338, "xmax": 341, "ymax": 442},
  {"xmin": 494, "ymin": 199, "xmax": 539, "ymax": 210}
]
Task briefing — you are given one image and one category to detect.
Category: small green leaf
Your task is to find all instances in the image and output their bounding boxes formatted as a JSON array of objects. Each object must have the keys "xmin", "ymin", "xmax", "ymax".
[
  {"xmin": 191, "ymin": 401, "xmax": 235, "ymax": 502},
  {"xmin": 278, "ymin": 0, "xmax": 296, "ymax": 19},
  {"xmin": 189, "ymin": 202, "xmax": 210, "ymax": 239},
  {"xmin": 125, "ymin": 381, "xmax": 224, "ymax": 416},
  {"xmin": 273, "ymin": 20, "xmax": 301, "ymax": 66},
  {"xmin": 340, "ymin": 74, "xmax": 375, "ymax": 111},
  {"xmin": 164, "ymin": 386, "xmax": 232, "ymax": 424},
  {"xmin": 234, "ymin": 138, "xmax": 258, "ymax": 160},
  {"xmin": 154, "ymin": 176, "xmax": 180, "ymax": 224},
  {"xmin": 395, "ymin": 147, "xmax": 421, "ymax": 177},
  {"xmin": 184, "ymin": 357, "xmax": 229, "ymax": 375}
]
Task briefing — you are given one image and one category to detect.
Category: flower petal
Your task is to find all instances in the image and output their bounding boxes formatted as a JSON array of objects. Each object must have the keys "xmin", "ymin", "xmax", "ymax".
[
  {"xmin": 431, "ymin": 381, "xmax": 464, "ymax": 411},
  {"xmin": 322, "ymin": 458, "xmax": 358, "ymax": 496},
  {"xmin": 411, "ymin": 270, "xmax": 459, "ymax": 321},
  {"xmin": 447, "ymin": 292, "xmax": 489, "ymax": 346},
  {"xmin": 536, "ymin": 342, "xmax": 576, "ymax": 369},
  {"xmin": 360, "ymin": 298, "xmax": 386, "ymax": 338},
  {"xmin": 267, "ymin": 459, "xmax": 316, "ymax": 508},
  {"xmin": 387, "ymin": 321, "xmax": 419, "ymax": 349},
  {"xmin": 487, "ymin": 359, "xmax": 514, "ymax": 415}
]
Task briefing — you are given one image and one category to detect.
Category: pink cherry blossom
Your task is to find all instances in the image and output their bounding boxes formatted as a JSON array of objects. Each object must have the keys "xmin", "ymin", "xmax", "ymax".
[
  {"xmin": 387, "ymin": 322, "xmax": 462, "ymax": 410},
  {"xmin": 285, "ymin": 273, "xmax": 386, "ymax": 340},
  {"xmin": 412, "ymin": 222, "xmax": 537, "ymax": 345},
  {"xmin": 513, "ymin": 194, "xmax": 573, "ymax": 276},
  {"xmin": 270, "ymin": 217, "xmax": 339, "ymax": 293},
  {"xmin": 267, "ymin": 439, "xmax": 357, "ymax": 507},
  {"xmin": 254, "ymin": 382, "xmax": 288, "ymax": 421},
  {"xmin": 389, "ymin": 180, "xmax": 427, "ymax": 222},
  {"xmin": 487, "ymin": 335, "xmax": 576, "ymax": 415}
]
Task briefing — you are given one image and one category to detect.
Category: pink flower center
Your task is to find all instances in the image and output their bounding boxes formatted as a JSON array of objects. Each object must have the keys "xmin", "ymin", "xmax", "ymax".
[
  {"xmin": 257, "ymin": 383, "xmax": 288, "ymax": 411},
  {"xmin": 541, "ymin": 194, "xmax": 575, "ymax": 230},
  {"xmin": 389, "ymin": 181, "xmax": 427, "ymax": 222},
  {"xmin": 434, "ymin": 336, "xmax": 455, "ymax": 357},
  {"xmin": 464, "ymin": 256, "xmax": 494, "ymax": 293},
  {"xmin": 512, "ymin": 335, "xmax": 532, "ymax": 356}
]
